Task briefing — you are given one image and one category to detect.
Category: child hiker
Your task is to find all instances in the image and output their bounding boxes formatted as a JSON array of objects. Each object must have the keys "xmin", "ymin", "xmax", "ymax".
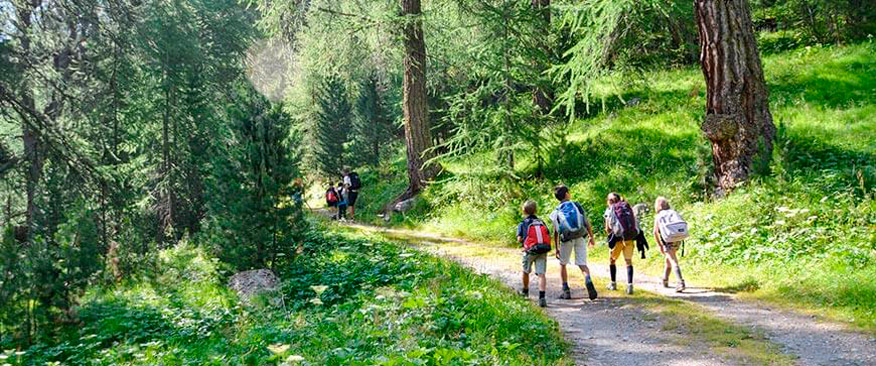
[
  {"xmin": 654, "ymin": 197, "xmax": 689, "ymax": 292},
  {"xmin": 604, "ymin": 193, "xmax": 639, "ymax": 294},
  {"xmin": 517, "ymin": 200, "xmax": 551, "ymax": 307},
  {"xmin": 549, "ymin": 185, "xmax": 598, "ymax": 301}
]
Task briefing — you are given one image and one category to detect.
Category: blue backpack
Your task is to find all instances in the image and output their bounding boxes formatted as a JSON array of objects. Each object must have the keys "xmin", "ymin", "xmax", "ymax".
[{"xmin": 554, "ymin": 201, "xmax": 586, "ymax": 242}]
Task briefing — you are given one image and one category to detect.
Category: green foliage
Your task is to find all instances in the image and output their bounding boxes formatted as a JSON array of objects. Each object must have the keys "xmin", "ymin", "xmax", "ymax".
[
  {"xmin": 349, "ymin": 76, "xmax": 394, "ymax": 167},
  {"xmin": 0, "ymin": 203, "xmax": 103, "ymax": 343},
  {"xmin": 203, "ymin": 87, "xmax": 305, "ymax": 270},
  {"xmin": 307, "ymin": 75, "xmax": 353, "ymax": 178},
  {"xmin": 752, "ymin": 0, "xmax": 876, "ymax": 45},
  {"xmin": 380, "ymin": 43, "xmax": 876, "ymax": 329},
  {"xmin": 552, "ymin": 0, "xmax": 697, "ymax": 118},
  {"xmin": 2, "ymin": 230, "xmax": 571, "ymax": 365}
]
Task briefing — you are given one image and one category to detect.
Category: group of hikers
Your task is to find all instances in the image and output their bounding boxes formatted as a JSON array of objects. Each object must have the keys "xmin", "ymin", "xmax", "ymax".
[
  {"xmin": 517, "ymin": 185, "xmax": 689, "ymax": 307},
  {"xmin": 322, "ymin": 168, "xmax": 690, "ymax": 308},
  {"xmin": 325, "ymin": 167, "xmax": 361, "ymax": 221}
]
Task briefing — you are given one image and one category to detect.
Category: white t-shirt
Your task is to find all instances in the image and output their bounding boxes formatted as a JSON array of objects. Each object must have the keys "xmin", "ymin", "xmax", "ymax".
[{"xmin": 343, "ymin": 175, "xmax": 351, "ymax": 186}]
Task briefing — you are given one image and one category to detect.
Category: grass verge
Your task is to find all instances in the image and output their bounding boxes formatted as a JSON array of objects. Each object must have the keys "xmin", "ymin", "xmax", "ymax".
[{"xmin": 1, "ymin": 227, "xmax": 572, "ymax": 365}]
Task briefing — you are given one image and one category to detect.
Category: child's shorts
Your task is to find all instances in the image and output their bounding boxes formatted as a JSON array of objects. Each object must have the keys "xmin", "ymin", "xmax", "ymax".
[{"xmin": 522, "ymin": 252, "xmax": 547, "ymax": 275}]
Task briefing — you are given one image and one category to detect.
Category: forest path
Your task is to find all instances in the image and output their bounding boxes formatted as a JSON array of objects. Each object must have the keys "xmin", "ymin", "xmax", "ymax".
[{"xmin": 337, "ymin": 221, "xmax": 876, "ymax": 366}]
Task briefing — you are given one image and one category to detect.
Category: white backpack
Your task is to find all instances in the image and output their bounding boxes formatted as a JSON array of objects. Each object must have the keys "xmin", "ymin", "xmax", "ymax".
[{"xmin": 656, "ymin": 209, "xmax": 689, "ymax": 243}]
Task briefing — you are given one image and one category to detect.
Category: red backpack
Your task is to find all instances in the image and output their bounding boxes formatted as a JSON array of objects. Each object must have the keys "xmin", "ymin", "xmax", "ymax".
[
  {"xmin": 523, "ymin": 219, "xmax": 552, "ymax": 254},
  {"xmin": 325, "ymin": 188, "xmax": 339, "ymax": 206}
]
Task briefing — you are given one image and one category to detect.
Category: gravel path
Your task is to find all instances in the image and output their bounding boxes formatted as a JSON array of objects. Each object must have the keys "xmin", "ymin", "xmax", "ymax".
[
  {"xmin": 353, "ymin": 224, "xmax": 734, "ymax": 365},
  {"xmin": 632, "ymin": 273, "xmax": 876, "ymax": 366},
  {"xmin": 348, "ymin": 223, "xmax": 876, "ymax": 366}
]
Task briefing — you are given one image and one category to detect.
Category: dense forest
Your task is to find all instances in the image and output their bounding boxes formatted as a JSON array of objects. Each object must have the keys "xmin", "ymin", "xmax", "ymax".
[{"xmin": 0, "ymin": 0, "xmax": 874, "ymax": 364}]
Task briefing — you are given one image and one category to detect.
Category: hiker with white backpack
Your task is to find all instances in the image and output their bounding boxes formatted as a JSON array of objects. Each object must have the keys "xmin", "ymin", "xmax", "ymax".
[
  {"xmin": 549, "ymin": 185, "xmax": 598, "ymax": 301},
  {"xmin": 604, "ymin": 193, "xmax": 639, "ymax": 294},
  {"xmin": 653, "ymin": 197, "xmax": 688, "ymax": 292}
]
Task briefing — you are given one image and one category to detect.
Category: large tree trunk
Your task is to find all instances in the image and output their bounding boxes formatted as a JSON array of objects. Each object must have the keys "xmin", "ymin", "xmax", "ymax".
[
  {"xmin": 400, "ymin": 0, "xmax": 437, "ymax": 196},
  {"xmin": 531, "ymin": 0, "xmax": 552, "ymax": 114},
  {"xmin": 15, "ymin": 3, "xmax": 43, "ymax": 238},
  {"xmin": 695, "ymin": 0, "xmax": 775, "ymax": 193}
]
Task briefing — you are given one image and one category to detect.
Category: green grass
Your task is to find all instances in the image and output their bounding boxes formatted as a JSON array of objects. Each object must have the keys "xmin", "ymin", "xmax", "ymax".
[
  {"xmin": 2, "ymin": 228, "xmax": 571, "ymax": 365},
  {"xmin": 362, "ymin": 226, "xmax": 794, "ymax": 365},
  {"xmin": 353, "ymin": 42, "xmax": 876, "ymax": 332}
]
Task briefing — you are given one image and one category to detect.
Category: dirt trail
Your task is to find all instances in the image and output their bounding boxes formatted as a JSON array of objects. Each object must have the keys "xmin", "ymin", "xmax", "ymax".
[{"xmin": 344, "ymin": 223, "xmax": 876, "ymax": 366}]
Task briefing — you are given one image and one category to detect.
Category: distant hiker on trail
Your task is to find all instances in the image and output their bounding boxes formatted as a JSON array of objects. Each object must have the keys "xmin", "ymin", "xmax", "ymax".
[
  {"xmin": 325, "ymin": 183, "xmax": 340, "ymax": 210},
  {"xmin": 335, "ymin": 182, "xmax": 348, "ymax": 221},
  {"xmin": 342, "ymin": 167, "xmax": 361, "ymax": 220},
  {"xmin": 517, "ymin": 200, "xmax": 551, "ymax": 307},
  {"xmin": 549, "ymin": 185, "xmax": 598, "ymax": 301},
  {"xmin": 654, "ymin": 197, "xmax": 688, "ymax": 292},
  {"xmin": 604, "ymin": 192, "xmax": 639, "ymax": 294}
]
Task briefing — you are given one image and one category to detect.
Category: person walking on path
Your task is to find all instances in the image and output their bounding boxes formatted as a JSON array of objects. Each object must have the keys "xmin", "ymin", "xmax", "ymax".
[
  {"xmin": 335, "ymin": 182, "xmax": 348, "ymax": 221},
  {"xmin": 604, "ymin": 193, "xmax": 639, "ymax": 294},
  {"xmin": 653, "ymin": 197, "xmax": 688, "ymax": 292},
  {"xmin": 549, "ymin": 185, "xmax": 598, "ymax": 301},
  {"xmin": 342, "ymin": 167, "xmax": 361, "ymax": 220},
  {"xmin": 517, "ymin": 200, "xmax": 551, "ymax": 307}
]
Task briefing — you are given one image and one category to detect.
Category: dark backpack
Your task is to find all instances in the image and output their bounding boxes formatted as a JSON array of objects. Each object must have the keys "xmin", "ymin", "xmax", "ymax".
[
  {"xmin": 348, "ymin": 172, "xmax": 361, "ymax": 190},
  {"xmin": 523, "ymin": 219, "xmax": 552, "ymax": 254},
  {"xmin": 611, "ymin": 201, "xmax": 638, "ymax": 240}
]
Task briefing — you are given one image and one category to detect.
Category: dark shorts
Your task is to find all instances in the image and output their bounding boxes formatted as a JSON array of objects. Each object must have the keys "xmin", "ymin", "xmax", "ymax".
[{"xmin": 347, "ymin": 191, "xmax": 359, "ymax": 207}]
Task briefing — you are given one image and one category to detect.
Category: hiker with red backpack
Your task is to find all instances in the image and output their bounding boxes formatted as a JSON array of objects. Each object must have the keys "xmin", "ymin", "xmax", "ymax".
[
  {"xmin": 549, "ymin": 185, "xmax": 598, "ymax": 301},
  {"xmin": 654, "ymin": 197, "xmax": 688, "ymax": 292},
  {"xmin": 517, "ymin": 200, "xmax": 551, "ymax": 307},
  {"xmin": 604, "ymin": 192, "xmax": 639, "ymax": 294}
]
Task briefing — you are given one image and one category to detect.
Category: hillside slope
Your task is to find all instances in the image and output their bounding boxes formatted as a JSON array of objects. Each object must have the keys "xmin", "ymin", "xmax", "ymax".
[{"xmin": 353, "ymin": 42, "xmax": 876, "ymax": 331}]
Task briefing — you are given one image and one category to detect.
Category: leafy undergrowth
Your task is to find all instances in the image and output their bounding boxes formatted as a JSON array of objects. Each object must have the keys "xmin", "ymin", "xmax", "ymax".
[
  {"xmin": 1, "ymin": 229, "xmax": 571, "ymax": 365},
  {"xmin": 350, "ymin": 42, "xmax": 876, "ymax": 332}
]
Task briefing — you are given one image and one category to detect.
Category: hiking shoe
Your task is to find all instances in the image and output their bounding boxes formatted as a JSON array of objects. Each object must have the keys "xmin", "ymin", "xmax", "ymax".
[
  {"xmin": 607, "ymin": 282, "xmax": 617, "ymax": 291},
  {"xmin": 518, "ymin": 289, "xmax": 530, "ymax": 298},
  {"xmin": 558, "ymin": 290, "xmax": 572, "ymax": 300},
  {"xmin": 538, "ymin": 298, "xmax": 547, "ymax": 307},
  {"xmin": 676, "ymin": 281, "xmax": 686, "ymax": 293},
  {"xmin": 586, "ymin": 281, "xmax": 598, "ymax": 301},
  {"xmin": 662, "ymin": 279, "xmax": 670, "ymax": 288},
  {"xmin": 625, "ymin": 284, "xmax": 634, "ymax": 295}
]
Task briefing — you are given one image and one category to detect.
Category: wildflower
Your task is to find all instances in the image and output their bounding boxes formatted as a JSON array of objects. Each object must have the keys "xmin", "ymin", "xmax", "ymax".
[
  {"xmin": 310, "ymin": 285, "xmax": 329, "ymax": 296},
  {"xmin": 286, "ymin": 355, "xmax": 305, "ymax": 363},
  {"xmin": 267, "ymin": 344, "xmax": 290, "ymax": 354}
]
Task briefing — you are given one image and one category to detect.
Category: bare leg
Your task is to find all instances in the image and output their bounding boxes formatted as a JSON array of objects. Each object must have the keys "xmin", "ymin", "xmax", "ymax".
[
  {"xmin": 522, "ymin": 272, "xmax": 530, "ymax": 290},
  {"xmin": 538, "ymin": 274, "xmax": 546, "ymax": 292},
  {"xmin": 664, "ymin": 257, "xmax": 672, "ymax": 281},
  {"xmin": 559, "ymin": 264, "xmax": 568, "ymax": 284},
  {"xmin": 666, "ymin": 247, "xmax": 684, "ymax": 282}
]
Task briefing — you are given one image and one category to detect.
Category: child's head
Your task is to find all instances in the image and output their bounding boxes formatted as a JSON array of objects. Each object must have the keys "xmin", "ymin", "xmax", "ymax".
[
  {"xmin": 606, "ymin": 192, "xmax": 622, "ymax": 205},
  {"xmin": 554, "ymin": 185, "xmax": 570, "ymax": 202},
  {"xmin": 336, "ymin": 182, "xmax": 343, "ymax": 188},
  {"xmin": 342, "ymin": 166, "xmax": 351, "ymax": 175},
  {"xmin": 655, "ymin": 196, "xmax": 671, "ymax": 213},
  {"xmin": 522, "ymin": 200, "xmax": 537, "ymax": 216}
]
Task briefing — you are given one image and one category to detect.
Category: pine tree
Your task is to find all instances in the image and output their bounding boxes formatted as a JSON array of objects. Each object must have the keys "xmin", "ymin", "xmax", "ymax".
[
  {"xmin": 308, "ymin": 75, "xmax": 352, "ymax": 178},
  {"xmin": 350, "ymin": 76, "xmax": 390, "ymax": 167}
]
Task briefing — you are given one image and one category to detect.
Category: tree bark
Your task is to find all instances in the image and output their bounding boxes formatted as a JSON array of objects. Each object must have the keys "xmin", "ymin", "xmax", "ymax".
[
  {"xmin": 531, "ymin": 0, "xmax": 552, "ymax": 114},
  {"xmin": 400, "ymin": 0, "xmax": 437, "ymax": 195},
  {"xmin": 695, "ymin": 0, "xmax": 775, "ymax": 193},
  {"xmin": 14, "ymin": 2, "xmax": 43, "ymax": 238}
]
